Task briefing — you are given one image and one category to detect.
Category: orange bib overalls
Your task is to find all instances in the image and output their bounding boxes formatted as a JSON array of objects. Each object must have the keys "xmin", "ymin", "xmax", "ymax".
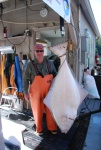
[{"xmin": 29, "ymin": 74, "xmax": 57, "ymax": 133}]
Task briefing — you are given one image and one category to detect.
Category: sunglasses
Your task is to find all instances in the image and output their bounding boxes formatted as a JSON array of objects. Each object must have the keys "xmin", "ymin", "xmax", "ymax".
[{"xmin": 35, "ymin": 50, "xmax": 44, "ymax": 53}]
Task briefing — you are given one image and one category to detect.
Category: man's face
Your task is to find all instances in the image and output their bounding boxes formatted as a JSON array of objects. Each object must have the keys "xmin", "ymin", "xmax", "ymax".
[{"xmin": 34, "ymin": 49, "xmax": 44, "ymax": 62}]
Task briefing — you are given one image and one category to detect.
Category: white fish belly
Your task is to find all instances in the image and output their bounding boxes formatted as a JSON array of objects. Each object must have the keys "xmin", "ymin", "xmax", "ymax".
[{"xmin": 51, "ymin": 61, "xmax": 80, "ymax": 133}]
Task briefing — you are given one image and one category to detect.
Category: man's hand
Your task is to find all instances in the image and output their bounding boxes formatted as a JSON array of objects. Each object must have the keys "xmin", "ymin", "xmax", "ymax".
[{"xmin": 24, "ymin": 94, "xmax": 30, "ymax": 100}]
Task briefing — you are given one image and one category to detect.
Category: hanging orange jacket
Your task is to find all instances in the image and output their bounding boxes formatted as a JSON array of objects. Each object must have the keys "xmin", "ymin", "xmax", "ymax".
[
  {"xmin": 1, "ymin": 55, "xmax": 10, "ymax": 94},
  {"xmin": 10, "ymin": 64, "xmax": 16, "ymax": 94},
  {"xmin": 29, "ymin": 74, "xmax": 57, "ymax": 133}
]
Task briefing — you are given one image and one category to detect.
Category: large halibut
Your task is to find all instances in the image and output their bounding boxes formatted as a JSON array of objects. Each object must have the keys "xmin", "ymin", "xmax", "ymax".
[{"xmin": 44, "ymin": 42, "xmax": 88, "ymax": 133}]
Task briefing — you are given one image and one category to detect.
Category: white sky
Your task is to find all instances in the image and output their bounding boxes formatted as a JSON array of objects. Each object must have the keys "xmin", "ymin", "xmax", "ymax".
[{"xmin": 89, "ymin": 0, "xmax": 101, "ymax": 34}]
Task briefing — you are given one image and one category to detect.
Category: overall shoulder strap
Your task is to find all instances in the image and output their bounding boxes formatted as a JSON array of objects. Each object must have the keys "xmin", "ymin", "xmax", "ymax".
[
  {"xmin": 32, "ymin": 61, "xmax": 39, "ymax": 75},
  {"xmin": 32, "ymin": 61, "xmax": 44, "ymax": 77}
]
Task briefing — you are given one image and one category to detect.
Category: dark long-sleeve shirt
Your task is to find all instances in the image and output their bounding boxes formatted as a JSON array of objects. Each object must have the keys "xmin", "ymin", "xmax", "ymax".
[{"xmin": 23, "ymin": 58, "xmax": 57, "ymax": 94}]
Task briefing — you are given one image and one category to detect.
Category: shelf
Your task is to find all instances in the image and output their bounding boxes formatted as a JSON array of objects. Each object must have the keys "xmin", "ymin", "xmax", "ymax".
[
  {"xmin": 0, "ymin": 35, "xmax": 26, "ymax": 41},
  {"xmin": 0, "ymin": 36, "xmax": 32, "ymax": 46}
]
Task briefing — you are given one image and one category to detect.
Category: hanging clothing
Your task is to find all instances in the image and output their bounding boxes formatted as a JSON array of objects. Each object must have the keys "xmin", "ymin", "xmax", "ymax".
[
  {"xmin": 29, "ymin": 74, "xmax": 57, "ymax": 133},
  {"xmin": 4, "ymin": 54, "xmax": 13, "ymax": 88},
  {"xmin": 14, "ymin": 55, "xmax": 23, "ymax": 93},
  {"xmin": 10, "ymin": 56, "xmax": 24, "ymax": 100},
  {"xmin": 1, "ymin": 54, "xmax": 10, "ymax": 94},
  {"xmin": 10, "ymin": 64, "xmax": 16, "ymax": 94},
  {"xmin": 22, "ymin": 59, "xmax": 30, "ymax": 73}
]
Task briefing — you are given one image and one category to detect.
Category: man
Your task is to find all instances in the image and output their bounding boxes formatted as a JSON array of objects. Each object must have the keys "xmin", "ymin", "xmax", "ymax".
[{"xmin": 23, "ymin": 43, "xmax": 57, "ymax": 135}]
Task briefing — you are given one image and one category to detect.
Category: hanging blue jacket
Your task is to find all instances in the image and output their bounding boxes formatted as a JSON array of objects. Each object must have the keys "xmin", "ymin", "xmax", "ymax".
[{"xmin": 14, "ymin": 55, "xmax": 23, "ymax": 92}]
